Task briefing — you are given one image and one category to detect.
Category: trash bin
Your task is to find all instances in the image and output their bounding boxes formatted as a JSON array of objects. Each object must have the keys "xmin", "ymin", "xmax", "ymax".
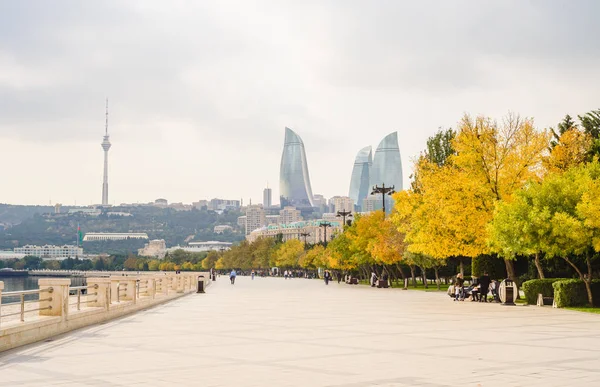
[
  {"xmin": 500, "ymin": 279, "xmax": 515, "ymax": 305},
  {"xmin": 197, "ymin": 276, "xmax": 205, "ymax": 294}
]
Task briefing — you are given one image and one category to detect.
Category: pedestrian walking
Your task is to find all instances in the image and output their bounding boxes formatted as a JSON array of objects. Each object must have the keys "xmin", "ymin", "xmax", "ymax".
[{"xmin": 230, "ymin": 269, "xmax": 237, "ymax": 285}]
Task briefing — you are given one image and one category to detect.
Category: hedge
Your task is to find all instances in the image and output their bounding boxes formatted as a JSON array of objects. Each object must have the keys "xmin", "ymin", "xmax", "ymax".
[
  {"xmin": 552, "ymin": 279, "xmax": 600, "ymax": 308},
  {"xmin": 521, "ymin": 279, "xmax": 568, "ymax": 305},
  {"xmin": 471, "ymin": 255, "xmax": 507, "ymax": 279}
]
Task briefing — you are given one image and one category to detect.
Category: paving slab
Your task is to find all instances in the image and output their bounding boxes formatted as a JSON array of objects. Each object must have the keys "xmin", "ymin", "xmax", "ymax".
[{"xmin": 1, "ymin": 276, "xmax": 599, "ymax": 386}]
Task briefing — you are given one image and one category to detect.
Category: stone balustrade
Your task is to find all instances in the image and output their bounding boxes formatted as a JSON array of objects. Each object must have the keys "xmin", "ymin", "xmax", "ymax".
[{"xmin": 0, "ymin": 272, "xmax": 210, "ymax": 352}]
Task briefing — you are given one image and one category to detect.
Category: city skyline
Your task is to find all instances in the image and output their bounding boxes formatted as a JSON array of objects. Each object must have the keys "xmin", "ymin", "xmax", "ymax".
[{"xmin": 1, "ymin": 2, "xmax": 599, "ymax": 206}]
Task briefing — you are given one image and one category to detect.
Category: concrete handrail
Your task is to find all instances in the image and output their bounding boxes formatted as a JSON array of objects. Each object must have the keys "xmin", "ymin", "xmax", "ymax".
[{"xmin": 0, "ymin": 272, "xmax": 210, "ymax": 352}]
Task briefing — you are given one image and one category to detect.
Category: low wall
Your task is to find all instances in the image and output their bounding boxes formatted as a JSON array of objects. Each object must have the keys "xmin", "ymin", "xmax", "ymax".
[{"xmin": 0, "ymin": 272, "xmax": 211, "ymax": 353}]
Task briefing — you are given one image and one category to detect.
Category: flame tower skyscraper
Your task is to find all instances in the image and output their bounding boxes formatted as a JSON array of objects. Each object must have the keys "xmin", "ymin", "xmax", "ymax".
[{"xmin": 101, "ymin": 99, "xmax": 111, "ymax": 206}]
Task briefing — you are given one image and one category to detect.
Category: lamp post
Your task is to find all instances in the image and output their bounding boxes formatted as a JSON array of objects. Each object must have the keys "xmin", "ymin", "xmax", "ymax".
[
  {"xmin": 336, "ymin": 210, "xmax": 353, "ymax": 228},
  {"xmin": 299, "ymin": 231, "xmax": 310, "ymax": 248},
  {"xmin": 371, "ymin": 183, "xmax": 396, "ymax": 217},
  {"xmin": 319, "ymin": 221, "xmax": 332, "ymax": 244}
]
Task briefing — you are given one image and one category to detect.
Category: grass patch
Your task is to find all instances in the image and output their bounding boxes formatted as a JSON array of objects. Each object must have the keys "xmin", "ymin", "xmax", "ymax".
[
  {"xmin": 357, "ymin": 280, "xmax": 447, "ymax": 292},
  {"xmin": 565, "ymin": 307, "xmax": 600, "ymax": 314}
]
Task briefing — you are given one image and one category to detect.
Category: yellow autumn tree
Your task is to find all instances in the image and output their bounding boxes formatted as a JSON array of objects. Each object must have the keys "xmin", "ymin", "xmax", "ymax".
[
  {"xmin": 392, "ymin": 159, "xmax": 493, "ymax": 260},
  {"xmin": 544, "ymin": 128, "xmax": 591, "ymax": 173},
  {"xmin": 451, "ymin": 113, "xmax": 549, "ymax": 279}
]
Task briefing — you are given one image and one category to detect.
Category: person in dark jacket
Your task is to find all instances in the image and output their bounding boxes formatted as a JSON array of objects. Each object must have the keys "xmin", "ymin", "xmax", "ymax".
[{"xmin": 479, "ymin": 271, "xmax": 491, "ymax": 302}]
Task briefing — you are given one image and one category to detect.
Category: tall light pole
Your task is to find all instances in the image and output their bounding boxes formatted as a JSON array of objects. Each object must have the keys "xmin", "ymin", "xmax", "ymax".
[
  {"xmin": 371, "ymin": 183, "xmax": 395, "ymax": 217},
  {"xmin": 299, "ymin": 231, "xmax": 310, "ymax": 248},
  {"xmin": 336, "ymin": 210, "xmax": 353, "ymax": 228},
  {"xmin": 319, "ymin": 221, "xmax": 332, "ymax": 244}
]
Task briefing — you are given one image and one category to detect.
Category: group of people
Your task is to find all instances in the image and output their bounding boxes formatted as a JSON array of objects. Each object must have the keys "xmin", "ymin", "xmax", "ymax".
[
  {"xmin": 370, "ymin": 272, "xmax": 389, "ymax": 287},
  {"xmin": 449, "ymin": 272, "xmax": 499, "ymax": 302}
]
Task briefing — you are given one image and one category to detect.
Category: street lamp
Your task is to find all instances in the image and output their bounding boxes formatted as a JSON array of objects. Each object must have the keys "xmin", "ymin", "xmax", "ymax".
[
  {"xmin": 336, "ymin": 210, "xmax": 353, "ymax": 228},
  {"xmin": 319, "ymin": 221, "xmax": 332, "ymax": 244},
  {"xmin": 371, "ymin": 183, "xmax": 396, "ymax": 217},
  {"xmin": 299, "ymin": 230, "xmax": 310, "ymax": 247}
]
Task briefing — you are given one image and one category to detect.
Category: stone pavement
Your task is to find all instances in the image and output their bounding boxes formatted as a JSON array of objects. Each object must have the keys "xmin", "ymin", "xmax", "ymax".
[{"xmin": 1, "ymin": 276, "xmax": 599, "ymax": 387}]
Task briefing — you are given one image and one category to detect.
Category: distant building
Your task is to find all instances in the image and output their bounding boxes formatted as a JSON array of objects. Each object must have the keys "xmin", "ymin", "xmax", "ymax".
[
  {"xmin": 193, "ymin": 200, "xmax": 209, "ymax": 210},
  {"xmin": 54, "ymin": 203, "xmax": 62, "ymax": 214},
  {"xmin": 208, "ymin": 199, "xmax": 240, "ymax": 212},
  {"xmin": 263, "ymin": 187, "xmax": 272, "ymax": 208},
  {"xmin": 138, "ymin": 239, "xmax": 167, "ymax": 259},
  {"xmin": 107, "ymin": 211, "xmax": 133, "ymax": 217},
  {"xmin": 0, "ymin": 251, "xmax": 26, "ymax": 260},
  {"xmin": 279, "ymin": 206, "xmax": 302, "ymax": 225},
  {"xmin": 362, "ymin": 195, "xmax": 393, "ymax": 213},
  {"xmin": 14, "ymin": 245, "xmax": 83, "ymax": 260},
  {"xmin": 83, "ymin": 232, "xmax": 149, "ymax": 241},
  {"xmin": 312, "ymin": 194, "xmax": 329, "ymax": 213},
  {"xmin": 214, "ymin": 225, "xmax": 234, "ymax": 234},
  {"xmin": 322, "ymin": 213, "xmax": 339, "ymax": 223},
  {"xmin": 237, "ymin": 216, "xmax": 247, "ymax": 228},
  {"xmin": 329, "ymin": 196, "xmax": 354, "ymax": 214},
  {"xmin": 370, "ymin": 132, "xmax": 403, "ymax": 190},
  {"xmin": 167, "ymin": 241, "xmax": 232, "ymax": 253},
  {"xmin": 68, "ymin": 208, "xmax": 101, "ymax": 216},
  {"xmin": 245, "ymin": 205, "xmax": 266, "ymax": 235},
  {"xmin": 280, "ymin": 127, "xmax": 315, "ymax": 208},
  {"xmin": 247, "ymin": 220, "xmax": 342, "ymax": 244},
  {"xmin": 169, "ymin": 203, "xmax": 193, "ymax": 211},
  {"xmin": 266, "ymin": 215, "xmax": 281, "ymax": 225},
  {"xmin": 154, "ymin": 198, "xmax": 168, "ymax": 208},
  {"xmin": 348, "ymin": 146, "xmax": 373, "ymax": 211}
]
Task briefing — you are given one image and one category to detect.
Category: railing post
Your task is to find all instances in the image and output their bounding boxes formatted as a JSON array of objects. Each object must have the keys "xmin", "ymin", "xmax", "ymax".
[
  {"xmin": 39, "ymin": 278, "xmax": 71, "ymax": 320},
  {"xmin": 110, "ymin": 276, "xmax": 121, "ymax": 303},
  {"xmin": 176, "ymin": 274, "xmax": 184, "ymax": 293},
  {"xmin": 157, "ymin": 277, "xmax": 168, "ymax": 296},
  {"xmin": 147, "ymin": 278, "xmax": 156, "ymax": 299},
  {"xmin": 121, "ymin": 277, "xmax": 138, "ymax": 304},
  {"xmin": 87, "ymin": 278, "xmax": 110, "ymax": 310}
]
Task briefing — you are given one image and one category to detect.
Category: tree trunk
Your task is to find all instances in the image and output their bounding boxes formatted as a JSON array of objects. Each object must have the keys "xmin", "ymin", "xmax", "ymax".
[
  {"xmin": 420, "ymin": 266, "xmax": 428, "ymax": 289},
  {"xmin": 585, "ymin": 254, "xmax": 594, "ymax": 306},
  {"xmin": 534, "ymin": 253, "xmax": 545, "ymax": 279},
  {"xmin": 409, "ymin": 265, "xmax": 417, "ymax": 287},
  {"xmin": 459, "ymin": 259, "xmax": 464, "ymax": 276},
  {"xmin": 434, "ymin": 267, "xmax": 441, "ymax": 290},
  {"xmin": 504, "ymin": 259, "xmax": 516, "ymax": 280}
]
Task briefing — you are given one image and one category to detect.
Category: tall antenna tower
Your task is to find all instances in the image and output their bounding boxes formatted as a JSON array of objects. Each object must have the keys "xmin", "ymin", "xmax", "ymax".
[{"xmin": 101, "ymin": 98, "xmax": 112, "ymax": 206}]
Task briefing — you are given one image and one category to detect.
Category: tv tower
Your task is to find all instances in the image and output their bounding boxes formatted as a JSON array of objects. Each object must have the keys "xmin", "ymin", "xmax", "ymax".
[{"xmin": 101, "ymin": 99, "xmax": 111, "ymax": 206}]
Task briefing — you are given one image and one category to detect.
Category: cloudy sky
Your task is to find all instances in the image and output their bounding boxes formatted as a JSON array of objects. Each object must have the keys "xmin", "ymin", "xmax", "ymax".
[{"xmin": 1, "ymin": 0, "xmax": 598, "ymax": 206}]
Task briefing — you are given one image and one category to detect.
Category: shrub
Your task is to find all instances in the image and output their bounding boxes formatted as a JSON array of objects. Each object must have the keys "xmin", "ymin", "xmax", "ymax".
[
  {"xmin": 552, "ymin": 279, "xmax": 600, "ymax": 307},
  {"xmin": 522, "ymin": 278, "xmax": 567, "ymax": 305},
  {"xmin": 471, "ymin": 255, "xmax": 506, "ymax": 279}
]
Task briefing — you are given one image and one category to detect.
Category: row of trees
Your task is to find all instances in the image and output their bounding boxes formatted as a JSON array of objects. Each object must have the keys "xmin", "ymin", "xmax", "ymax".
[{"xmin": 208, "ymin": 110, "xmax": 600, "ymax": 305}]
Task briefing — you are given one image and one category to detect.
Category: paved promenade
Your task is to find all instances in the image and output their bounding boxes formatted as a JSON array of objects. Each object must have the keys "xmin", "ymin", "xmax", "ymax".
[{"xmin": 1, "ymin": 277, "xmax": 599, "ymax": 386}]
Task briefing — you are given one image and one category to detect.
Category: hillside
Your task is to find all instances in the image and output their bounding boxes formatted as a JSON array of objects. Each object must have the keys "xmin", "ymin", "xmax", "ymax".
[{"xmin": 0, "ymin": 205, "xmax": 244, "ymax": 253}]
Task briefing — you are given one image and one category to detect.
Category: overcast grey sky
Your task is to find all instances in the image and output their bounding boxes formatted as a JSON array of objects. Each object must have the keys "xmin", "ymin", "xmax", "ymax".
[{"xmin": 1, "ymin": 0, "xmax": 599, "ymax": 206}]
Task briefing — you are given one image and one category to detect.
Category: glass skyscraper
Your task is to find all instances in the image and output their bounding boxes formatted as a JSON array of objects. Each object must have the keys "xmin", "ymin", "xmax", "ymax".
[
  {"xmin": 279, "ymin": 127, "xmax": 315, "ymax": 208},
  {"xmin": 348, "ymin": 146, "xmax": 372, "ymax": 211},
  {"xmin": 370, "ymin": 131, "xmax": 403, "ymax": 191}
]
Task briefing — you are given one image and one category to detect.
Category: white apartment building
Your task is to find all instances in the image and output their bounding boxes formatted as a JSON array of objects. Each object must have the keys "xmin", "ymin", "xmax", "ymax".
[
  {"xmin": 279, "ymin": 206, "xmax": 302, "ymax": 225},
  {"xmin": 167, "ymin": 241, "xmax": 232, "ymax": 253},
  {"xmin": 14, "ymin": 245, "xmax": 83, "ymax": 260},
  {"xmin": 247, "ymin": 220, "xmax": 342, "ymax": 244},
  {"xmin": 83, "ymin": 233, "xmax": 149, "ymax": 241},
  {"xmin": 245, "ymin": 205, "xmax": 266, "ymax": 235},
  {"xmin": 266, "ymin": 215, "xmax": 280, "ymax": 225},
  {"xmin": 329, "ymin": 196, "xmax": 354, "ymax": 213}
]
